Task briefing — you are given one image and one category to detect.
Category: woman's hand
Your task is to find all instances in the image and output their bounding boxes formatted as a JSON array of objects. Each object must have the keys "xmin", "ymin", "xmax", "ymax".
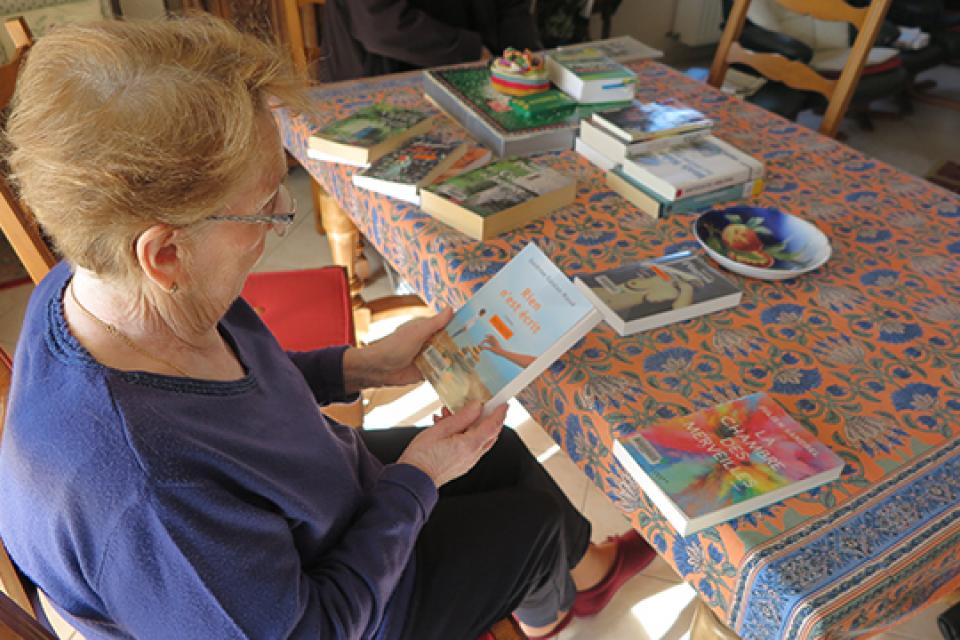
[
  {"xmin": 342, "ymin": 307, "xmax": 453, "ymax": 393},
  {"xmin": 397, "ymin": 402, "xmax": 507, "ymax": 487}
]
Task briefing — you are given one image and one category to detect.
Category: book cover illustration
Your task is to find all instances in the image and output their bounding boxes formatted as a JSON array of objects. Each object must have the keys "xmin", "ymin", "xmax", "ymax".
[
  {"xmin": 427, "ymin": 158, "xmax": 572, "ymax": 217},
  {"xmin": 618, "ymin": 393, "xmax": 844, "ymax": 526},
  {"xmin": 414, "ymin": 244, "xmax": 598, "ymax": 412},
  {"xmin": 430, "ymin": 146, "xmax": 493, "ymax": 184},
  {"xmin": 314, "ymin": 104, "xmax": 432, "ymax": 148},
  {"xmin": 596, "ymin": 101, "xmax": 711, "ymax": 140},
  {"xmin": 548, "ymin": 47, "xmax": 637, "ymax": 82},
  {"xmin": 427, "ymin": 65, "xmax": 581, "ymax": 134},
  {"xmin": 576, "ymin": 252, "xmax": 740, "ymax": 325},
  {"xmin": 359, "ymin": 135, "xmax": 464, "ymax": 185}
]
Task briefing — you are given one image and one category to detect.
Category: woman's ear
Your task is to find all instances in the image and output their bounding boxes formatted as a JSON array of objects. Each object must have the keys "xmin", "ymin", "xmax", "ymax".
[{"xmin": 134, "ymin": 224, "xmax": 186, "ymax": 294}]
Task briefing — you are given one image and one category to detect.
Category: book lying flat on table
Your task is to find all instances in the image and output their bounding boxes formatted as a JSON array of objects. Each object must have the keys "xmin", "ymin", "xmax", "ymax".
[
  {"xmin": 308, "ymin": 104, "xmax": 435, "ymax": 166},
  {"xmin": 621, "ymin": 135, "xmax": 764, "ymax": 201},
  {"xmin": 606, "ymin": 166, "xmax": 764, "ymax": 220},
  {"xmin": 579, "ymin": 119, "xmax": 709, "ymax": 163},
  {"xmin": 351, "ymin": 136, "xmax": 468, "ymax": 204},
  {"xmin": 543, "ymin": 36, "xmax": 664, "ymax": 63},
  {"xmin": 545, "ymin": 47, "xmax": 637, "ymax": 104},
  {"xmin": 574, "ymin": 251, "xmax": 741, "ymax": 336},
  {"xmin": 431, "ymin": 146, "xmax": 493, "ymax": 184},
  {"xmin": 419, "ymin": 158, "xmax": 575, "ymax": 240},
  {"xmin": 613, "ymin": 392, "xmax": 845, "ymax": 536},
  {"xmin": 415, "ymin": 243, "xmax": 601, "ymax": 414},
  {"xmin": 591, "ymin": 100, "xmax": 713, "ymax": 143}
]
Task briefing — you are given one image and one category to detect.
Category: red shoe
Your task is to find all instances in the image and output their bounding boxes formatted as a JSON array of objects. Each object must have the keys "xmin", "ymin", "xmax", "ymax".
[
  {"xmin": 572, "ymin": 530, "xmax": 656, "ymax": 618},
  {"xmin": 515, "ymin": 609, "xmax": 574, "ymax": 640}
]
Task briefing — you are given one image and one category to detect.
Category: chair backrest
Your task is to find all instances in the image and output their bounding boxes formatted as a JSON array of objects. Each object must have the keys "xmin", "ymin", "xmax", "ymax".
[
  {"xmin": 707, "ymin": 0, "xmax": 893, "ymax": 137},
  {"xmin": 0, "ymin": 18, "xmax": 57, "ymax": 284},
  {"xmin": 0, "ymin": 348, "xmax": 42, "ymax": 626},
  {"xmin": 279, "ymin": 0, "xmax": 325, "ymax": 81}
]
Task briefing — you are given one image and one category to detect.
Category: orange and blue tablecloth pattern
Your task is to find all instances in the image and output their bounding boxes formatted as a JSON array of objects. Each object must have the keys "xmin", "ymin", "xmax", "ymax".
[{"xmin": 278, "ymin": 61, "xmax": 960, "ymax": 640}]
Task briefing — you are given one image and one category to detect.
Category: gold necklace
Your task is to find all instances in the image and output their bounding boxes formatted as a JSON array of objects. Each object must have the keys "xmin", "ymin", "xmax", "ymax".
[{"xmin": 68, "ymin": 280, "xmax": 192, "ymax": 378}]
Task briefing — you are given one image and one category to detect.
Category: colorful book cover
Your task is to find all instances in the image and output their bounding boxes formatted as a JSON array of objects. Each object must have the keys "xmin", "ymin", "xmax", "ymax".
[
  {"xmin": 415, "ymin": 243, "xmax": 600, "ymax": 413},
  {"xmin": 574, "ymin": 251, "xmax": 741, "ymax": 335},
  {"xmin": 312, "ymin": 104, "xmax": 432, "ymax": 149},
  {"xmin": 426, "ymin": 158, "xmax": 572, "ymax": 218},
  {"xmin": 593, "ymin": 100, "xmax": 712, "ymax": 142},
  {"xmin": 425, "ymin": 65, "xmax": 581, "ymax": 134},
  {"xmin": 430, "ymin": 146, "xmax": 493, "ymax": 184},
  {"xmin": 613, "ymin": 393, "xmax": 844, "ymax": 535},
  {"xmin": 357, "ymin": 135, "xmax": 464, "ymax": 185},
  {"xmin": 547, "ymin": 47, "xmax": 637, "ymax": 82}
]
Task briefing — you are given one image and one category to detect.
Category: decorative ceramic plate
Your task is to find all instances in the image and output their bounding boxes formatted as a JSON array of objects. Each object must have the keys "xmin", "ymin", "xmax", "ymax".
[{"xmin": 693, "ymin": 206, "xmax": 832, "ymax": 280}]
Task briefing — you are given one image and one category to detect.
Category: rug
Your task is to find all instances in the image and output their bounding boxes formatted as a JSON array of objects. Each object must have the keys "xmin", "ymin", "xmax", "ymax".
[
  {"xmin": 927, "ymin": 160, "xmax": 960, "ymax": 195},
  {"xmin": 0, "ymin": 235, "xmax": 29, "ymax": 290}
]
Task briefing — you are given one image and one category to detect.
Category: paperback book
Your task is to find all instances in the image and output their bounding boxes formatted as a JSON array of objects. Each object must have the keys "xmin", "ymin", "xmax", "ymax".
[
  {"xmin": 415, "ymin": 243, "xmax": 601, "ymax": 413},
  {"xmin": 431, "ymin": 146, "xmax": 493, "ymax": 184},
  {"xmin": 620, "ymin": 135, "xmax": 764, "ymax": 201},
  {"xmin": 351, "ymin": 136, "xmax": 468, "ymax": 204},
  {"xmin": 591, "ymin": 100, "xmax": 712, "ymax": 143},
  {"xmin": 606, "ymin": 166, "xmax": 763, "ymax": 219},
  {"xmin": 545, "ymin": 47, "xmax": 637, "ymax": 104},
  {"xmin": 308, "ymin": 104, "xmax": 435, "ymax": 166},
  {"xmin": 420, "ymin": 158, "xmax": 575, "ymax": 240},
  {"xmin": 423, "ymin": 63, "xmax": 581, "ymax": 157},
  {"xmin": 579, "ymin": 119, "xmax": 709, "ymax": 163},
  {"xmin": 575, "ymin": 137, "xmax": 618, "ymax": 172},
  {"xmin": 613, "ymin": 392, "xmax": 845, "ymax": 535},
  {"xmin": 574, "ymin": 251, "xmax": 741, "ymax": 335}
]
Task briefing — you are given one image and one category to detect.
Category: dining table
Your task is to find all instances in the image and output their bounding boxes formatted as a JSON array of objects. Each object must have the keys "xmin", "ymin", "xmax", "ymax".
[{"xmin": 276, "ymin": 58, "xmax": 960, "ymax": 640}]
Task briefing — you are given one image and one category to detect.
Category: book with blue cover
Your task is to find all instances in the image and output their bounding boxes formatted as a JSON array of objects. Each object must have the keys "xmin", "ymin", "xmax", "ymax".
[
  {"xmin": 613, "ymin": 393, "xmax": 844, "ymax": 535},
  {"xmin": 415, "ymin": 243, "xmax": 601, "ymax": 414}
]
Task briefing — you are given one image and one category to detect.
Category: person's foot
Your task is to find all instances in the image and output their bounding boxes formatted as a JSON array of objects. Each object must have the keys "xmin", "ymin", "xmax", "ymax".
[
  {"xmin": 572, "ymin": 530, "xmax": 656, "ymax": 617},
  {"xmin": 515, "ymin": 609, "xmax": 573, "ymax": 639}
]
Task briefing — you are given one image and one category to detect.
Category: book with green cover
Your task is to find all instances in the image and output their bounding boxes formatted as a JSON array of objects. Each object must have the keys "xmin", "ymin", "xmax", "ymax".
[
  {"xmin": 351, "ymin": 135, "xmax": 467, "ymax": 204},
  {"xmin": 419, "ymin": 158, "xmax": 575, "ymax": 239},
  {"xmin": 308, "ymin": 104, "xmax": 434, "ymax": 165}
]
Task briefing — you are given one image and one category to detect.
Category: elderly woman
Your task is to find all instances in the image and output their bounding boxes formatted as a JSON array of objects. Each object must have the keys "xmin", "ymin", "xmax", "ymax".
[{"xmin": 0, "ymin": 18, "xmax": 653, "ymax": 640}]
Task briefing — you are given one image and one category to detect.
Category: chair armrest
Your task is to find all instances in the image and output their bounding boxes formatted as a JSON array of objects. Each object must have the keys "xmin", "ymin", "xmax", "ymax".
[{"xmin": 740, "ymin": 22, "xmax": 815, "ymax": 62}]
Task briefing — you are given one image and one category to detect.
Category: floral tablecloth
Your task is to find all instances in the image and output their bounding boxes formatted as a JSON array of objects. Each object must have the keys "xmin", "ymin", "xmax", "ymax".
[{"xmin": 277, "ymin": 61, "xmax": 960, "ymax": 640}]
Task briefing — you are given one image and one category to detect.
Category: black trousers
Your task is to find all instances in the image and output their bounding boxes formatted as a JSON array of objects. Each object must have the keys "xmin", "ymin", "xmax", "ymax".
[{"xmin": 360, "ymin": 426, "xmax": 592, "ymax": 640}]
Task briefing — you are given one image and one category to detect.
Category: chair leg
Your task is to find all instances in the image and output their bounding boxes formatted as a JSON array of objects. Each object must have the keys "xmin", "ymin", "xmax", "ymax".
[{"xmin": 689, "ymin": 600, "xmax": 741, "ymax": 640}]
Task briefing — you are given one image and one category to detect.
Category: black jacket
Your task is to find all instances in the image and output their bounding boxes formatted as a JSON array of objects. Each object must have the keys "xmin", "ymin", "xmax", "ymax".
[{"xmin": 321, "ymin": 0, "xmax": 541, "ymax": 81}]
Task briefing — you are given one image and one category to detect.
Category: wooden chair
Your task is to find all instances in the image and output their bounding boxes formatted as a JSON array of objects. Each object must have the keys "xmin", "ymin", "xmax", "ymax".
[
  {"xmin": 0, "ymin": 19, "xmax": 58, "ymax": 284},
  {"xmin": 278, "ymin": 0, "xmax": 431, "ymax": 342},
  {"xmin": 708, "ymin": 0, "xmax": 894, "ymax": 138}
]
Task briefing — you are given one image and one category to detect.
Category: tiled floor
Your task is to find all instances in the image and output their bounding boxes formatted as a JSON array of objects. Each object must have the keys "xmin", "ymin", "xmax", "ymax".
[{"xmin": 2, "ymin": 67, "xmax": 958, "ymax": 639}]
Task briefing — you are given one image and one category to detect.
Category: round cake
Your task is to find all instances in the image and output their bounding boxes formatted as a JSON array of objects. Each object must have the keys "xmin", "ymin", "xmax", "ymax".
[{"xmin": 490, "ymin": 48, "xmax": 550, "ymax": 96}]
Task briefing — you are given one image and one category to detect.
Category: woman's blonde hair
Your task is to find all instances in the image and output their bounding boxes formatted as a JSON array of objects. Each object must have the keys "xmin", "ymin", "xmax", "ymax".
[{"xmin": 5, "ymin": 16, "xmax": 311, "ymax": 279}]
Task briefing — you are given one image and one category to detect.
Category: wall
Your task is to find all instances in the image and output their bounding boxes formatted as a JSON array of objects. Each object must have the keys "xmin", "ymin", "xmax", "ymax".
[{"xmin": 119, "ymin": 0, "xmax": 165, "ymax": 19}]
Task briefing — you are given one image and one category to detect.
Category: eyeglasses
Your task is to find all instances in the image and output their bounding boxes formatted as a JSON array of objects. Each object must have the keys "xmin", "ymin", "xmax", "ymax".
[{"xmin": 205, "ymin": 184, "xmax": 298, "ymax": 237}]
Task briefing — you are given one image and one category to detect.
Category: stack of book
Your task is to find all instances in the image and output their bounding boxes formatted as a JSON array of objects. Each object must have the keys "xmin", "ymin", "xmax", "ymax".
[{"xmin": 574, "ymin": 101, "xmax": 764, "ymax": 219}]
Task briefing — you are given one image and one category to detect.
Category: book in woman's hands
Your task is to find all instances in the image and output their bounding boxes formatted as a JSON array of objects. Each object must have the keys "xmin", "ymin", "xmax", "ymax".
[
  {"xmin": 351, "ymin": 136, "xmax": 468, "ymax": 204},
  {"xmin": 573, "ymin": 251, "xmax": 741, "ymax": 336},
  {"xmin": 308, "ymin": 104, "xmax": 435, "ymax": 166},
  {"xmin": 613, "ymin": 393, "xmax": 845, "ymax": 535},
  {"xmin": 415, "ymin": 243, "xmax": 601, "ymax": 414}
]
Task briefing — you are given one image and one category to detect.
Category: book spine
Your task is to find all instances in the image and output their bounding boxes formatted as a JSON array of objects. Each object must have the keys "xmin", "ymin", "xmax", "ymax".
[
  {"xmin": 579, "ymin": 120, "xmax": 627, "ymax": 161},
  {"xmin": 666, "ymin": 178, "xmax": 762, "ymax": 214}
]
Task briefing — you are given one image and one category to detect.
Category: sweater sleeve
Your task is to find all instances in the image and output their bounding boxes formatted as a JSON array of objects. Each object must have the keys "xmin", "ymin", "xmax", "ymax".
[
  {"xmin": 96, "ymin": 464, "xmax": 438, "ymax": 640},
  {"xmin": 286, "ymin": 345, "xmax": 356, "ymax": 405},
  {"xmin": 343, "ymin": 0, "xmax": 483, "ymax": 68}
]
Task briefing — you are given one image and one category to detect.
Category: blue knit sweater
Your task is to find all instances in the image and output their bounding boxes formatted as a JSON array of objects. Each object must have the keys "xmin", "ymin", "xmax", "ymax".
[{"xmin": 0, "ymin": 262, "xmax": 438, "ymax": 639}]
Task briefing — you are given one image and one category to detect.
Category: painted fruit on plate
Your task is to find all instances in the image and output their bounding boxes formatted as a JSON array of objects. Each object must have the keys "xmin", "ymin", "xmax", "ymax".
[{"xmin": 702, "ymin": 213, "xmax": 801, "ymax": 268}]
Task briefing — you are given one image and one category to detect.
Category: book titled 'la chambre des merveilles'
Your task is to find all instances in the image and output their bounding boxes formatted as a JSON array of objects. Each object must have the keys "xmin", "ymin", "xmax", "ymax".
[
  {"xmin": 351, "ymin": 135, "xmax": 468, "ymax": 204},
  {"xmin": 308, "ymin": 104, "xmax": 435, "ymax": 166},
  {"xmin": 613, "ymin": 393, "xmax": 845, "ymax": 536},
  {"xmin": 574, "ymin": 251, "xmax": 742, "ymax": 336},
  {"xmin": 415, "ymin": 243, "xmax": 601, "ymax": 415}
]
